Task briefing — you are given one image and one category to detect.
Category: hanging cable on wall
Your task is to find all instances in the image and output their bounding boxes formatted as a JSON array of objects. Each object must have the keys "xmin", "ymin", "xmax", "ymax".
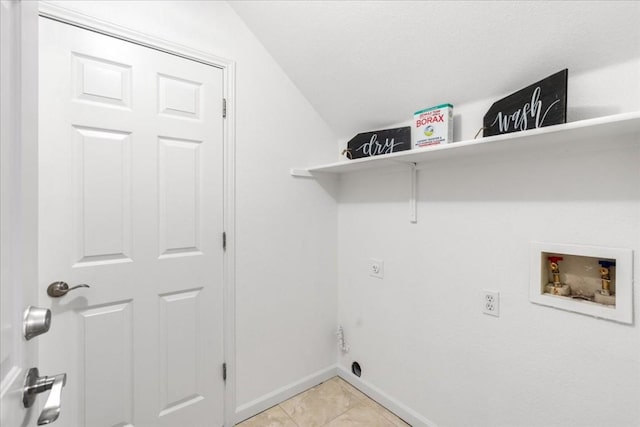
[{"xmin": 336, "ymin": 326, "xmax": 349, "ymax": 353}]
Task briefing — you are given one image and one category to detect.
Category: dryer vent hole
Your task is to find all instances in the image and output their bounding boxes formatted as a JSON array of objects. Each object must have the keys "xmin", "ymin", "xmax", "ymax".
[{"xmin": 351, "ymin": 361, "xmax": 362, "ymax": 377}]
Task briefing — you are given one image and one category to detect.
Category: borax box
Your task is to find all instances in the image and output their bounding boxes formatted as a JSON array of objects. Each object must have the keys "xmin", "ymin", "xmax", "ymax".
[{"xmin": 413, "ymin": 103, "xmax": 453, "ymax": 148}]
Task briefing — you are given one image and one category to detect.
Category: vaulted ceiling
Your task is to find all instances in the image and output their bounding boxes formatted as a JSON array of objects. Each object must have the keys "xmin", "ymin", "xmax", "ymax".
[{"xmin": 230, "ymin": 1, "xmax": 640, "ymax": 141}]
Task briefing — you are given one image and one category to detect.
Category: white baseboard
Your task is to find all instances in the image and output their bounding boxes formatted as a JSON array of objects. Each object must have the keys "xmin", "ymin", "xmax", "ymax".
[
  {"xmin": 234, "ymin": 364, "xmax": 339, "ymax": 424},
  {"xmin": 336, "ymin": 366, "xmax": 438, "ymax": 427}
]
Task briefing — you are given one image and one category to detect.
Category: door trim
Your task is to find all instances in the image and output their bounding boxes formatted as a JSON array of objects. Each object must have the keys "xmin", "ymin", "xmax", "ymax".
[
  {"xmin": 0, "ymin": 1, "xmax": 39, "ymax": 424},
  {"xmin": 36, "ymin": 2, "xmax": 237, "ymax": 425}
]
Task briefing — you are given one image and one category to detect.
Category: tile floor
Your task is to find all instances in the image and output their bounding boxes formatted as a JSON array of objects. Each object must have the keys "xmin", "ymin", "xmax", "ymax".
[{"xmin": 236, "ymin": 376, "xmax": 410, "ymax": 427}]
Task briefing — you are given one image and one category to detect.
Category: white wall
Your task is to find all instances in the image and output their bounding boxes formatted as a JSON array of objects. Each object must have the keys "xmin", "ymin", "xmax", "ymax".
[
  {"xmin": 44, "ymin": 0, "xmax": 338, "ymax": 420},
  {"xmin": 337, "ymin": 60, "xmax": 640, "ymax": 426}
]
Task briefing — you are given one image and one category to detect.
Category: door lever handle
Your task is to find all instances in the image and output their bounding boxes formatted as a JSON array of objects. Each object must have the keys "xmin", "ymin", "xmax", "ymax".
[
  {"xmin": 47, "ymin": 281, "xmax": 90, "ymax": 298},
  {"xmin": 23, "ymin": 368, "xmax": 67, "ymax": 425}
]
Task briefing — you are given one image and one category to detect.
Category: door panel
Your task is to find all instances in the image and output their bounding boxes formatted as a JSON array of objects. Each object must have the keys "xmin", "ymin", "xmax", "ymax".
[
  {"xmin": 72, "ymin": 52, "xmax": 132, "ymax": 109},
  {"xmin": 81, "ymin": 301, "xmax": 133, "ymax": 426},
  {"xmin": 158, "ymin": 136, "xmax": 203, "ymax": 257},
  {"xmin": 0, "ymin": 2, "xmax": 38, "ymax": 426},
  {"xmin": 158, "ymin": 289, "xmax": 204, "ymax": 415},
  {"xmin": 72, "ymin": 126, "xmax": 133, "ymax": 265},
  {"xmin": 38, "ymin": 17, "xmax": 224, "ymax": 427}
]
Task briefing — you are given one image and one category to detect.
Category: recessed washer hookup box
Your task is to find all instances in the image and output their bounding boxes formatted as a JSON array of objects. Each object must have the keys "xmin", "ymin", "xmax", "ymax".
[{"xmin": 413, "ymin": 103, "xmax": 453, "ymax": 148}]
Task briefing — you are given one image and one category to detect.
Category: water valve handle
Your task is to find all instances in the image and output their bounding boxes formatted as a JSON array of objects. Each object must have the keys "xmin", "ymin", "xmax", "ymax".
[{"xmin": 598, "ymin": 260, "xmax": 616, "ymax": 269}]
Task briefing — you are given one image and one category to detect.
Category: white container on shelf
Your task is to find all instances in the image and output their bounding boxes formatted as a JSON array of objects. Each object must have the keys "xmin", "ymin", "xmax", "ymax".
[{"xmin": 412, "ymin": 103, "xmax": 453, "ymax": 148}]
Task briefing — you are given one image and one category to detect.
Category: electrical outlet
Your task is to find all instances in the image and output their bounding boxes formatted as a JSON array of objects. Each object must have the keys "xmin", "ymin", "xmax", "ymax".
[
  {"xmin": 369, "ymin": 259, "xmax": 384, "ymax": 279},
  {"xmin": 483, "ymin": 290, "xmax": 500, "ymax": 317}
]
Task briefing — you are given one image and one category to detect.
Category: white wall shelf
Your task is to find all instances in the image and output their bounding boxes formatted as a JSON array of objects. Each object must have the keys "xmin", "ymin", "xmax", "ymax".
[{"xmin": 291, "ymin": 112, "xmax": 640, "ymax": 177}]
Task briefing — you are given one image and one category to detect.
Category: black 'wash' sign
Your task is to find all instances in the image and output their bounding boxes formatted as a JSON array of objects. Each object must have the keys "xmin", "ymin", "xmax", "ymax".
[
  {"xmin": 346, "ymin": 126, "xmax": 411, "ymax": 160},
  {"xmin": 483, "ymin": 69, "xmax": 568, "ymax": 137}
]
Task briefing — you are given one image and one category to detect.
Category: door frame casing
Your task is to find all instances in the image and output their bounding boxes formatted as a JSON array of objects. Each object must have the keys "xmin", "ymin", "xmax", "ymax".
[
  {"xmin": 35, "ymin": 2, "xmax": 238, "ymax": 425},
  {"xmin": 0, "ymin": 0, "xmax": 38, "ymax": 425}
]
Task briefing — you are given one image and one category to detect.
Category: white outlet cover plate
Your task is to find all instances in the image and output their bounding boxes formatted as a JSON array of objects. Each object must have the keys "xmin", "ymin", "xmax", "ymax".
[
  {"xmin": 483, "ymin": 290, "xmax": 500, "ymax": 317},
  {"xmin": 369, "ymin": 259, "xmax": 384, "ymax": 279}
]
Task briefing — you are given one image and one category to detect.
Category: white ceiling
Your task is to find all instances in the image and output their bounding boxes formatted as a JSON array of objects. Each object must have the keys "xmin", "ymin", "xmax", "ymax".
[{"xmin": 229, "ymin": 1, "xmax": 640, "ymax": 140}]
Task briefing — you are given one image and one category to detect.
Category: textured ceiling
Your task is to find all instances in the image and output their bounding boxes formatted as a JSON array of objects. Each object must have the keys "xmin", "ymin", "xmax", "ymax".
[{"xmin": 229, "ymin": 1, "xmax": 640, "ymax": 140}]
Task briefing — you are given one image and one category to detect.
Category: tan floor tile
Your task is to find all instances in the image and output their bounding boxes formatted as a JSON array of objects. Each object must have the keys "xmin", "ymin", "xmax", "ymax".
[
  {"xmin": 241, "ymin": 377, "xmax": 412, "ymax": 427},
  {"xmin": 279, "ymin": 379, "xmax": 361, "ymax": 427},
  {"xmin": 332, "ymin": 376, "xmax": 411, "ymax": 426},
  {"xmin": 235, "ymin": 405, "xmax": 297, "ymax": 427},
  {"xmin": 361, "ymin": 398, "xmax": 411, "ymax": 427},
  {"xmin": 330, "ymin": 376, "xmax": 368, "ymax": 400},
  {"xmin": 325, "ymin": 401, "xmax": 396, "ymax": 427}
]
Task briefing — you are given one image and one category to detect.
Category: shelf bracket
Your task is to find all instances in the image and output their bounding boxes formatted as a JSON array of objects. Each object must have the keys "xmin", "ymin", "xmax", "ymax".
[
  {"xmin": 409, "ymin": 163, "xmax": 417, "ymax": 223},
  {"xmin": 290, "ymin": 168, "xmax": 314, "ymax": 178},
  {"xmin": 389, "ymin": 161, "xmax": 418, "ymax": 223}
]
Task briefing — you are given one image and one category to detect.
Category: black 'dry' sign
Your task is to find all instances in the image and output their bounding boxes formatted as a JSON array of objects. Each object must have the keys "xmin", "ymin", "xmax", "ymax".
[
  {"xmin": 346, "ymin": 126, "xmax": 411, "ymax": 159},
  {"xmin": 483, "ymin": 69, "xmax": 567, "ymax": 137}
]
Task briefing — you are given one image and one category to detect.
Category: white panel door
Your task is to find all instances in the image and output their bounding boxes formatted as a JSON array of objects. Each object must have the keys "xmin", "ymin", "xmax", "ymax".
[
  {"xmin": 0, "ymin": 2, "xmax": 38, "ymax": 426},
  {"xmin": 38, "ymin": 17, "xmax": 225, "ymax": 427}
]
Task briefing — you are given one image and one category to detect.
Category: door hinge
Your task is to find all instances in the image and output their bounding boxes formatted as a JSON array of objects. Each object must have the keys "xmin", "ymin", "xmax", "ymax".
[
  {"xmin": 222, "ymin": 363, "xmax": 227, "ymax": 381},
  {"xmin": 222, "ymin": 98, "xmax": 227, "ymax": 118},
  {"xmin": 222, "ymin": 232, "xmax": 227, "ymax": 251}
]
